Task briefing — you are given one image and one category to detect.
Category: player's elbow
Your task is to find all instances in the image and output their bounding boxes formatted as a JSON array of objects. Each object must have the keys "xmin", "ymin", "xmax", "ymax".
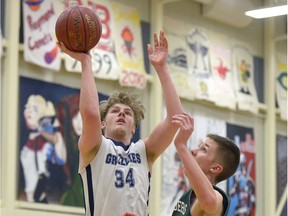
[{"xmin": 164, "ymin": 117, "xmax": 179, "ymax": 133}]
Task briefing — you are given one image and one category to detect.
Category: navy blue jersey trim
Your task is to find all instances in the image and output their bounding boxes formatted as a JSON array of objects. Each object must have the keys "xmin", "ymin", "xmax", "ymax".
[
  {"xmin": 86, "ymin": 165, "xmax": 94, "ymax": 215},
  {"xmin": 109, "ymin": 138, "xmax": 131, "ymax": 151},
  {"xmin": 147, "ymin": 172, "xmax": 151, "ymax": 206}
]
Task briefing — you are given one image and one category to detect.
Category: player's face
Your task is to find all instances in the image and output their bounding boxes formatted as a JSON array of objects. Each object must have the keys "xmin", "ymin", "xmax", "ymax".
[
  {"xmin": 191, "ymin": 138, "xmax": 218, "ymax": 174},
  {"xmin": 104, "ymin": 103, "xmax": 136, "ymax": 138}
]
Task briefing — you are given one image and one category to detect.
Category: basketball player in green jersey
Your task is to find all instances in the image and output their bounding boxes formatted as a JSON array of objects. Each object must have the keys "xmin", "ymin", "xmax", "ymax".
[{"xmin": 170, "ymin": 113, "xmax": 240, "ymax": 216}]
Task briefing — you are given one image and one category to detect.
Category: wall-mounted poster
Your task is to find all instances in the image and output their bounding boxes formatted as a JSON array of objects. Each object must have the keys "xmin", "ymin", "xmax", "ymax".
[
  {"xmin": 231, "ymin": 43, "xmax": 258, "ymax": 114},
  {"xmin": 112, "ymin": 2, "xmax": 147, "ymax": 88},
  {"xmin": 226, "ymin": 123, "xmax": 256, "ymax": 216},
  {"xmin": 18, "ymin": 77, "xmax": 109, "ymax": 207}
]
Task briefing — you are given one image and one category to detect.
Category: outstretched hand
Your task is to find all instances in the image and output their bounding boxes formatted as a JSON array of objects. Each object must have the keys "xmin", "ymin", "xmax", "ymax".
[
  {"xmin": 147, "ymin": 30, "xmax": 168, "ymax": 68},
  {"xmin": 172, "ymin": 113, "xmax": 194, "ymax": 147},
  {"xmin": 56, "ymin": 42, "xmax": 91, "ymax": 63}
]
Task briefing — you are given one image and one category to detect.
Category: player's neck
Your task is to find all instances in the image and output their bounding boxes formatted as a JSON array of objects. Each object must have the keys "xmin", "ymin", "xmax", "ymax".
[
  {"xmin": 106, "ymin": 134, "xmax": 131, "ymax": 146},
  {"xmin": 206, "ymin": 173, "xmax": 217, "ymax": 185}
]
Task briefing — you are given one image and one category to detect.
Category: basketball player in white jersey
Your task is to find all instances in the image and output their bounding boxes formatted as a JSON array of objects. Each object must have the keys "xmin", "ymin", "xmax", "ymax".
[{"xmin": 57, "ymin": 30, "xmax": 183, "ymax": 216}]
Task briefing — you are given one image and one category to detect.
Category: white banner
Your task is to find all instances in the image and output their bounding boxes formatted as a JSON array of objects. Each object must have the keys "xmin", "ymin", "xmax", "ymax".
[
  {"xmin": 166, "ymin": 33, "xmax": 195, "ymax": 100},
  {"xmin": 22, "ymin": 0, "xmax": 61, "ymax": 71},
  {"xmin": 186, "ymin": 26, "xmax": 215, "ymax": 102},
  {"xmin": 165, "ymin": 17, "xmax": 195, "ymax": 100},
  {"xmin": 111, "ymin": 2, "xmax": 147, "ymax": 89},
  {"xmin": 209, "ymin": 31, "xmax": 236, "ymax": 110},
  {"xmin": 164, "ymin": 17, "xmax": 215, "ymax": 102},
  {"xmin": 231, "ymin": 41, "xmax": 258, "ymax": 113}
]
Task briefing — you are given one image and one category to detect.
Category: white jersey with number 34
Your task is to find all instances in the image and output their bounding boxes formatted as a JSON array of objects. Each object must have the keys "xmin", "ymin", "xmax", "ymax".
[{"xmin": 79, "ymin": 136, "xmax": 150, "ymax": 216}]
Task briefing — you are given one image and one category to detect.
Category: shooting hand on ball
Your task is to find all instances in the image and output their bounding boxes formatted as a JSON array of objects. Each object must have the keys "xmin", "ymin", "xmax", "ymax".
[{"xmin": 57, "ymin": 42, "xmax": 91, "ymax": 63}]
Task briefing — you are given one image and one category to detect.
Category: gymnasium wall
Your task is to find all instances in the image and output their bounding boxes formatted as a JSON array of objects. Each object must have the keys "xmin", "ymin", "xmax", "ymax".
[{"xmin": 1, "ymin": 0, "xmax": 287, "ymax": 216}]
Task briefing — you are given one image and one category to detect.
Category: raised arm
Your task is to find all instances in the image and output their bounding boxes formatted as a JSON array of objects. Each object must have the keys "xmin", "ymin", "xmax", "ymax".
[
  {"xmin": 172, "ymin": 113, "xmax": 223, "ymax": 215},
  {"xmin": 144, "ymin": 30, "xmax": 183, "ymax": 164},
  {"xmin": 57, "ymin": 42, "xmax": 102, "ymax": 170}
]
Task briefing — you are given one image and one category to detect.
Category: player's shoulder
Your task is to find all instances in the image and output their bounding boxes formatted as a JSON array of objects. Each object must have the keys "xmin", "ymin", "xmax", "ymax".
[{"xmin": 213, "ymin": 185, "xmax": 230, "ymax": 215}]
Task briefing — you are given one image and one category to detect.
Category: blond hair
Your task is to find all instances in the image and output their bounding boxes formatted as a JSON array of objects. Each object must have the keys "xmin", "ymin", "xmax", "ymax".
[{"xmin": 99, "ymin": 91, "xmax": 146, "ymax": 128}]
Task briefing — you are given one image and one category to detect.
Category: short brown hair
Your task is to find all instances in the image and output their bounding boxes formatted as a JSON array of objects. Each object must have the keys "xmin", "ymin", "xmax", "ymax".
[
  {"xmin": 99, "ymin": 91, "xmax": 146, "ymax": 128},
  {"xmin": 207, "ymin": 134, "xmax": 240, "ymax": 183}
]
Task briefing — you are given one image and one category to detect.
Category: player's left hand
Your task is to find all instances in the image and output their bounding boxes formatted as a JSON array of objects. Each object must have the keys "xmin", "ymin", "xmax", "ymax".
[{"xmin": 147, "ymin": 30, "xmax": 168, "ymax": 68}]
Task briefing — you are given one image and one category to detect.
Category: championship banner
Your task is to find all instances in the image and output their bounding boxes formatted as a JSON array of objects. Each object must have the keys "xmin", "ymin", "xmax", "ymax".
[
  {"xmin": 165, "ymin": 17, "xmax": 195, "ymax": 100},
  {"xmin": 209, "ymin": 31, "xmax": 236, "ymax": 110},
  {"xmin": 275, "ymin": 54, "xmax": 287, "ymax": 120},
  {"xmin": 61, "ymin": 0, "xmax": 121, "ymax": 80},
  {"xmin": 161, "ymin": 112, "xmax": 226, "ymax": 216},
  {"xmin": 231, "ymin": 42, "xmax": 258, "ymax": 113},
  {"xmin": 186, "ymin": 26, "xmax": 215, "ymax": 102},
  {"xmin": 22, "ymin": 0, "xmax": 61, "ymax": 71},
  {"xmin": 226, "ymin": 123, "xmax": 256, "ymax": 216},
  {"xmin": 111, "ymin": 2, "xmax": 147, "ymax": 89}
]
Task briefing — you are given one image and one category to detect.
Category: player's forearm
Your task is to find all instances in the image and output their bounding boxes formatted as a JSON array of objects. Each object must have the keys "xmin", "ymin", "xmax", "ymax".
[
  {"xmin": 78, "ymin": 58, "xmax": 103, "ymax": 156},
  {"xmin": 144, "ymin": 65, "xmax": 183, "ymax": 158},
  {"xmin": 79, "ymin": 59, "xmax": 100, "ymax": 121}
]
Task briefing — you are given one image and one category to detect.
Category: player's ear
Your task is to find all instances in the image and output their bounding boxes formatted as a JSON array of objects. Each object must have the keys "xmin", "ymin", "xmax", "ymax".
[
  {"xmin": 210, "ymin": 164, "xmax": 223, "ymax": 174},
  {"xmin": 101, "ymin": 121, "xmax": 106, "ymax": 129}
]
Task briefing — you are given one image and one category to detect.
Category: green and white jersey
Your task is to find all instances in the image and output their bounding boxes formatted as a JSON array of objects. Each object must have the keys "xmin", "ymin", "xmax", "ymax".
[{"xmin": 172, "ymin": 185, "xmax": 230, "ymax": 216}]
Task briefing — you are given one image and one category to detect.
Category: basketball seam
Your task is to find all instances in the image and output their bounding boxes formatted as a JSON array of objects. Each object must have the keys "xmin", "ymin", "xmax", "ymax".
[
  {"xmin": 77, "ymin": 6, "xmax": 87, "ymax": 52},
  {"xmin": 66, "ymin": 8, "xmax": 73, "ymax": 50},
  {"xmin": 91, "ymin": 12, "xmax": 102, "ymax": 46}
]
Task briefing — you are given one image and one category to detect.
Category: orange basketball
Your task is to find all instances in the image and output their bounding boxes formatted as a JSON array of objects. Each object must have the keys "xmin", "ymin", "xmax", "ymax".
[{"xmin": 55, "ymin": 6, "xmax": 102, "ymax": 52}]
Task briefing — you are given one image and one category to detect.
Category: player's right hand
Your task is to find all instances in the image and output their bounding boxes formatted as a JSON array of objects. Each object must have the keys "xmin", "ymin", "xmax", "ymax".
[
  {"xmin": 57, "ymin": 42, "xmax": 91, "ymax": 63},
  {"xmin": 172, "ymin": 113, "xmax": 194, "ymax": 147}
]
